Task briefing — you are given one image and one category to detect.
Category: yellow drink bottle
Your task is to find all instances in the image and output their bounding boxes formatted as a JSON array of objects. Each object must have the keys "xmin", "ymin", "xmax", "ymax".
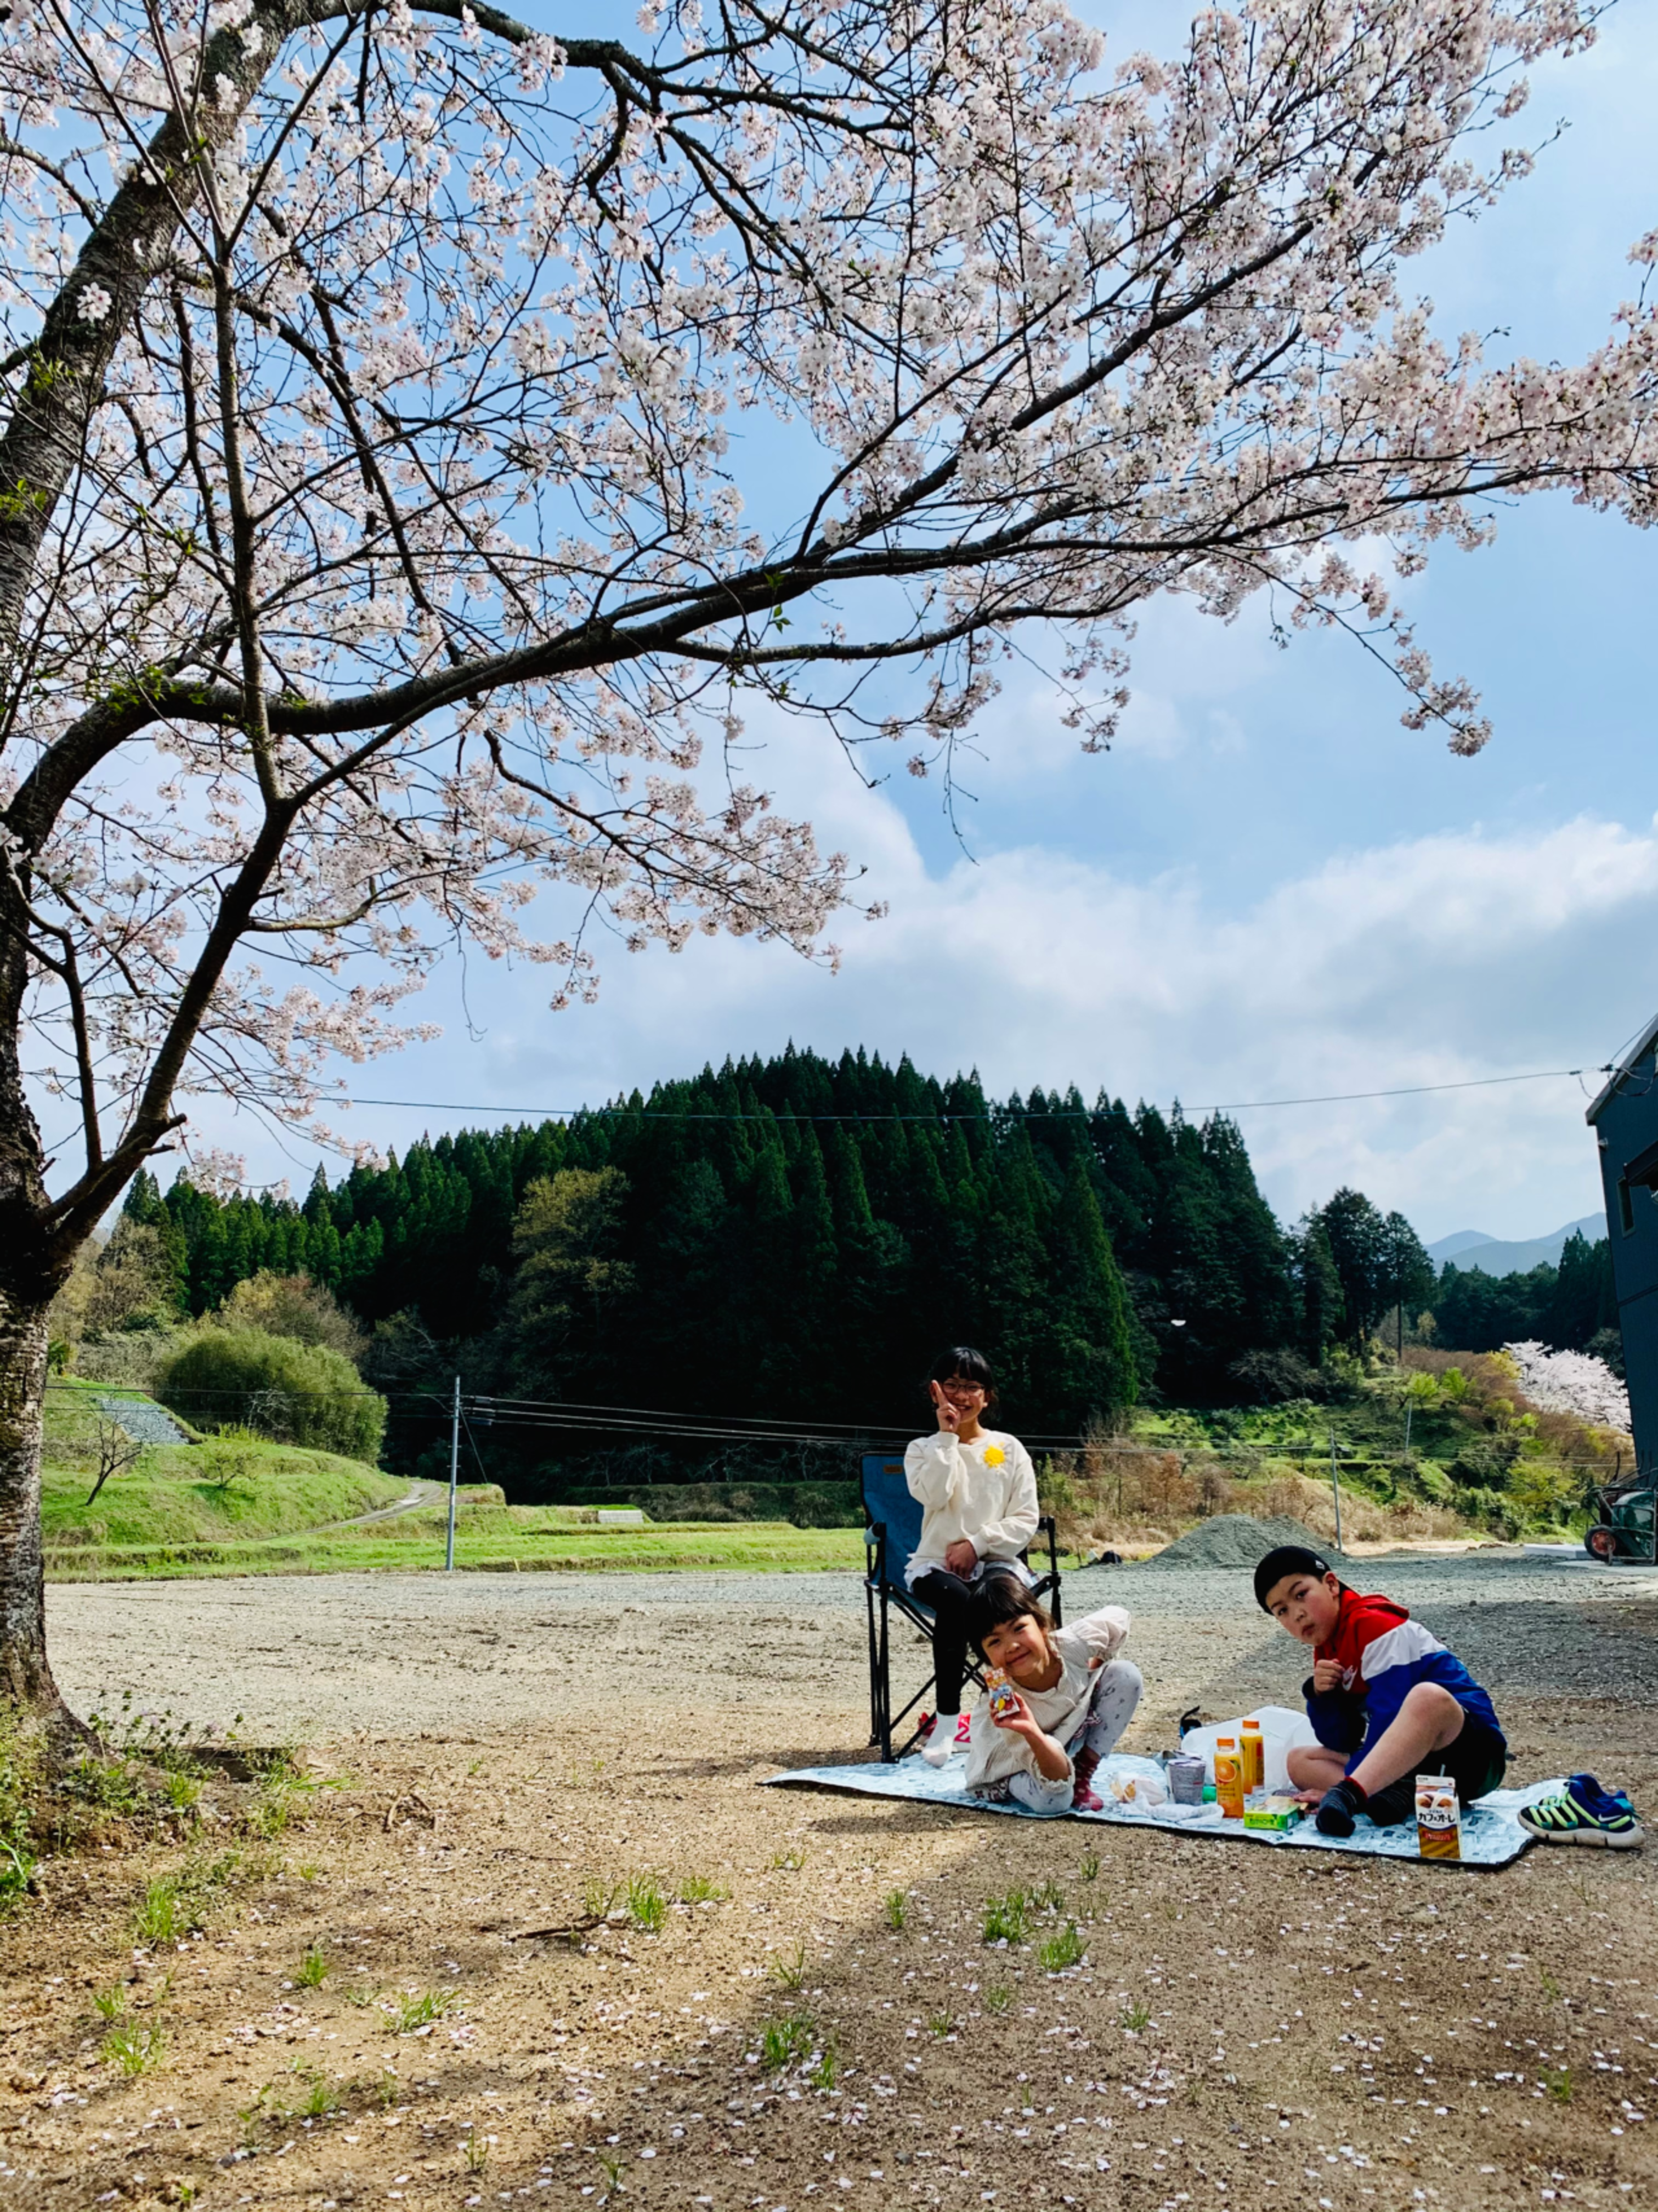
[{"xmin": 1240, "ymin": 1719, "xmax": 1264, "ymax": 1793}]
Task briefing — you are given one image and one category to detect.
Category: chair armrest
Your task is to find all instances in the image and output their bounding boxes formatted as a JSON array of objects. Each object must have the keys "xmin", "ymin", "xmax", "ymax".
[{"xmin": 864, "ymin": 1517, "xmax": 888, "ymax": 1585}]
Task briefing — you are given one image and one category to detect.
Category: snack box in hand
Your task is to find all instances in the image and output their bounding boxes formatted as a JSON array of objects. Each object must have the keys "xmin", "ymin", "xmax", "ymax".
[
  {"xmin": 985, "ymin": 1669, "xmax": 1021, "ymax": 1722},
  {"xmin": 1242, "ymin": 1793, "xmax": 1306, "ymax": 1832}
]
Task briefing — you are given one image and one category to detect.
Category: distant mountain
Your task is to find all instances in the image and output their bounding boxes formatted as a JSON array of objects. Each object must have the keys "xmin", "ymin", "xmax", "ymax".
[
  {"xmin": 1428, "ymin": 1229, "xmax": 1497, "ymax": 1263},
  {"xmin": 1431, "ymin": 1214, "xmax": 1606, "ymax": 1279}
]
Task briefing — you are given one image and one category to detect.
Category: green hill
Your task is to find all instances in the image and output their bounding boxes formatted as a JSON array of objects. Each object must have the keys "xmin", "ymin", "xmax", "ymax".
[
  {"xmin": 42, "ymin": 1378, "xmax": 406, "ymax": 1551},
  {"xmin": 39, "ymin": 1379, "xmax": 861, "ymax": 1578}
]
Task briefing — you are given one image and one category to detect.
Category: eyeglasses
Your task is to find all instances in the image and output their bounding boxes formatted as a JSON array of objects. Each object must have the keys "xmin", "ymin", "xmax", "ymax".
[{"xmin": 937, "ymin": 1380, "xmax": 987, "ymax": 1398}]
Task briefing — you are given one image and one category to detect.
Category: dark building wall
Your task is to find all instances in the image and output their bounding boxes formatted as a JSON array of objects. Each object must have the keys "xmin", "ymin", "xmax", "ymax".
[{"xmin": 1590, "ymin": 1040, "xmax": 1658, "ymax": 1476}]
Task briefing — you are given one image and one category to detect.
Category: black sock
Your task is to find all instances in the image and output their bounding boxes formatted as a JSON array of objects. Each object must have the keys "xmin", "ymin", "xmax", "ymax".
[
  {"xmin": 1363, "ymin": 1775, "xmax": 1418, "ymax": 1827},
  {"xmin": 1314, "ymin": 1776, "xmax": 1368, "ymax": 1838}
]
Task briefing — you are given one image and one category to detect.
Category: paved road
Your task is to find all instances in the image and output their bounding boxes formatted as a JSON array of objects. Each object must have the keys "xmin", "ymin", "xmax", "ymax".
[
  {"xmin": 317, "ymin": 1476, "xmax": 448, "ymax": 1531},
  {"xmin": 44, "ymin": 1548, "xmax": 1658, "ymax": 1746}
]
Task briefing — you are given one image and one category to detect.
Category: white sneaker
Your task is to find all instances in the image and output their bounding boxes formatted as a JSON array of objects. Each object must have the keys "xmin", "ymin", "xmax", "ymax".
[{"xmin": 921, "ymin": 1712, "xmax": 969, "ymax": 1768}]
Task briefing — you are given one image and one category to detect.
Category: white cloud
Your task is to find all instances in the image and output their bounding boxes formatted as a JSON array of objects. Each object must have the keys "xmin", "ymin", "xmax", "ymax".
[
  {"xmin": 114, "ymin": 0, "xmax": 1658, "ymax": 1242},
  {"xmin": 312, "ymin": 773, "xmax": 1654, "ymax": 1245}
]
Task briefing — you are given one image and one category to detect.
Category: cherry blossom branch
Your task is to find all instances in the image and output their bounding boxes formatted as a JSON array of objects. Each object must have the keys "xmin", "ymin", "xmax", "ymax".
[
  {"xmin": 0, "ymin": 847, "xmax": 101, "ymax": 1170},
  {"xmin": 0, "ymin": 0, "xmax": 1651, "ymax": 1247}
]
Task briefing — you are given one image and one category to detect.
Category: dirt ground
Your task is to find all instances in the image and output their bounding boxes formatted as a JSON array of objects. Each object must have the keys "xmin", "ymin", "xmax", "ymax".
[{"xmin": 5, "ymin": 1558, "xmax": 1658, "ymax": 2212}]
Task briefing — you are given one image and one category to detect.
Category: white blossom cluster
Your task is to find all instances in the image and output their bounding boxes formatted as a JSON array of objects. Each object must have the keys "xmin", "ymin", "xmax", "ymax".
[
  {"xmin": 1504, "ymin": 1341, "xmax": 1632, "ymax": 1437},
  {"xmin": 0, "ymin": 0, "xmax": 1654, "ymax": 1229}
]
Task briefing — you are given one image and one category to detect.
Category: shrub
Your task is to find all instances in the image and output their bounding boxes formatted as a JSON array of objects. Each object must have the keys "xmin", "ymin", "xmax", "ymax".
[
  {"xmin": 1506, "ymin": 1458, "xmax": 1583, "ymax": 1530},
  {"xmin": 1227, "ymin": 1347, "xmax": 1327, "ymax": 1404},
  {"xmin": 71, "ymin": 1327, "xmax": 180, "ymax": 1390},
  {"xmin": 215, "ymin": 1272, "xmax": 368, "ymax": 1361},
  {"xmin": 1448, "ymin": 1434, "xmax": 1521, "ymax": 1491},
  {"xmin": 1453, "ymin": 1485, "xmax": 1524, "ymax": 1539},
  {"xmin": 155, "ymin": 1328, "xmax": 385, "ymax": 1460}
]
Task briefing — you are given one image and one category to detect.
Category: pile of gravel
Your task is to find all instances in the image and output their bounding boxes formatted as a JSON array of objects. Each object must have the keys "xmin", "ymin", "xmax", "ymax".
[{"xmin": 1139, "ymin": 1512, "xmax": 1341, "ymax": 1570}]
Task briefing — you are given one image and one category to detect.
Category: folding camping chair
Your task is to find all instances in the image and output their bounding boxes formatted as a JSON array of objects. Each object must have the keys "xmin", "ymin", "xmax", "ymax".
[{"xmin": 861, "ymin": 1451, "xmax": 1063, "ymax": 1764}]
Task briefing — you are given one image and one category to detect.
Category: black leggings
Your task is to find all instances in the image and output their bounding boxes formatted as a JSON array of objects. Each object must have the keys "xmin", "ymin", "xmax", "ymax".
[{"xmin": 912, "ymin": 1566, "xmax": 1023, "ymax": 1713}]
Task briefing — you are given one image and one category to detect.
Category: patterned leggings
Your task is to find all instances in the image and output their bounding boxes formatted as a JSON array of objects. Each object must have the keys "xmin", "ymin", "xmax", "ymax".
[{"xmin": 1001, "ymin": 1659, "xmax": 1144, "ymax": 1815}]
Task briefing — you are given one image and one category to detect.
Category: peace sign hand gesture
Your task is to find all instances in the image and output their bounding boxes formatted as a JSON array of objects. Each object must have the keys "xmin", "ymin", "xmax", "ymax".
[{"xmin": 930, "ymin": 1379, "xmax": 963, "ymax": 1433}]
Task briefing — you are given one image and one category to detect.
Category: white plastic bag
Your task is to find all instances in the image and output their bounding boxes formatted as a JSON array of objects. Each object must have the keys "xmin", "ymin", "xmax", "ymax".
[{"xmin": 1176, "ymin": 1705, "xmax": 1319, "ymax": 1793}]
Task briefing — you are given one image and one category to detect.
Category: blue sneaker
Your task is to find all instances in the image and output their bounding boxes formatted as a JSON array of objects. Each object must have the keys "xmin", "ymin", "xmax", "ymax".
[{"xmin": 1518, "ymin": 1774, "xmax": 1644, "ymax": 1850}]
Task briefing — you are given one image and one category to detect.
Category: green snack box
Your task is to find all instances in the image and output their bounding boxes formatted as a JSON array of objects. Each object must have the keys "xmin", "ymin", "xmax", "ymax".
[{"xmin": 1242, "ymin": 1795, "xmax": 1306, "ymax": 1832}]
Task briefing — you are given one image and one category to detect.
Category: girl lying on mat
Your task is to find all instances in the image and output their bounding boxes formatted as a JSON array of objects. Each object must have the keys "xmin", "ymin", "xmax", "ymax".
[{"xmin": 958, "ymin": 1578, "xmax": 1141, "ymax": 1814}]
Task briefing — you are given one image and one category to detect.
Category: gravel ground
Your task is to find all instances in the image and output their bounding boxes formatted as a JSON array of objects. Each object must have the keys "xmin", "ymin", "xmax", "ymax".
[
  {"xmin": 7, "ymin": 1551, "xmax": 1657, "ymax": 2212},
  {"xmin": 46, "ymin": 1550, "xmax": 1658, "ymax": 1747},
  {"xmin": 95, "ymin": 1395, "xmax": 191, "ymax": 1446}
]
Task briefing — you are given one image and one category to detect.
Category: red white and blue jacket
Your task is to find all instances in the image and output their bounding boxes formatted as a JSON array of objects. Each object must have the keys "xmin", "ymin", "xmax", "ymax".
[{"xmin": 1305, "ymin": 1588, "xmax": 1503, "ymax": 1771}]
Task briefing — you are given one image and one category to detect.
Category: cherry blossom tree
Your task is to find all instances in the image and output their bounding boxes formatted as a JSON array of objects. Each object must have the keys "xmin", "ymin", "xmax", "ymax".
[
  {"xmin": 2, "ymin": 0, "xmax": 1655, "ymax": 1733},
  {"xmin": 1504, "ymin": 1340, "xmax": 1631, "ymax": 1436}
]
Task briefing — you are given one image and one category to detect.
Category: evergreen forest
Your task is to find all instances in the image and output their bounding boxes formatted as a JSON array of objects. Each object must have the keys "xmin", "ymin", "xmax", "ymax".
[{"xmin": 113, "ymin": 1046, "xmax": 1617, "ymax": 1491}]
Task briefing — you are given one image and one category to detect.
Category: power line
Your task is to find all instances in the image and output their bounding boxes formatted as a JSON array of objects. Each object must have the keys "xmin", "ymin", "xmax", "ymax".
[
  {"xmin": 476, "ymin": 1390, "xmax": 918, "ymax": 1436},
  {"xmin": 1210, "ymin": 1067, "xmax": 1598, "ymax": 1110},
  {"xmin": 344, "ymin": 1064, "xmax": 1602, "ymax": 1122},
  {"xmin": 58, "ymin": 1381, "xmax": 1620, "ymax": 1464}
]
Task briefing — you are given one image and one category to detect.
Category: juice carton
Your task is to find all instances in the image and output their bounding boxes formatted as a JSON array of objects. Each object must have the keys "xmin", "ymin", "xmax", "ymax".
[
  {"xmin": 1214, "ymin": 1737, "xmax": 1246, "ymax": 1820},
  {"xmin": 1415, "ymin": 1774, "xmax": 1462, "ymax": 1860},
  {"xmin": 1240, "ymin": 1719, "xmax": 1265, "ymax": 1792},
  {"xmin": 985, "ymin": 1668, "xmax": 1021, "ymax": 1723},
  {"xmin": 1242, "ymin": 1794, "xmax": 1306, "ymax": 1832}
]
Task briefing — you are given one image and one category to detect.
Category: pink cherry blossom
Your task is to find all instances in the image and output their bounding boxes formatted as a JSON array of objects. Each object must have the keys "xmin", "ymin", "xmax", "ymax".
[{"xmin": 1, "ymin": 3, "xmax": 1656, "ymax": 1720}]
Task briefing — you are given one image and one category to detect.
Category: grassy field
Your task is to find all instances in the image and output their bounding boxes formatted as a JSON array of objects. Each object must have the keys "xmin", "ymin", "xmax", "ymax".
[
  {"xmin": 42, "ymin": 1383, "xmax": 864, "ymax": 1578},
  {"xmin": 45, "ymin": 1504, "xmax": 866, "ymax": 1580}
]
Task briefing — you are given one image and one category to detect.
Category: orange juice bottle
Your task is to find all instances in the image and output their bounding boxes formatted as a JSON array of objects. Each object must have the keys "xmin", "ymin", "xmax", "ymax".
[
  {"xmin": 1214, "ymin": 1737, "xmax": 1245, "ymax": 1820},
  {"xmin": 1240, "ymin": 1719, "xmax": 1264, "ymax": 1793}
]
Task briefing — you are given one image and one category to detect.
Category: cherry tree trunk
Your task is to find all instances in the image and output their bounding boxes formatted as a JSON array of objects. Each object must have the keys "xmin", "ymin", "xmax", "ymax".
[
  {"xmin": 0, "ymin": 1290, "xmax": 60, "ymax": 1720},
  {"xmin": 0, "ymin": 962, "xmax": 78, "ymax": 1736}
]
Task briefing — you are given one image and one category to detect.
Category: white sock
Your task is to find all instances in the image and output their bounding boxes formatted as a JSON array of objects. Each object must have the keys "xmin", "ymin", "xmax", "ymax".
[{"xmin": 922, "ymin": 1712, "xmax": 963, "ymax": 1765}]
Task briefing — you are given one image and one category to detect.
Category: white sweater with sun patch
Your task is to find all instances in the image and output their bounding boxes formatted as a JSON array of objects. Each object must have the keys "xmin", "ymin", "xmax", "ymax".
[{"xmin": 902, "ymin": 1427, "xmax": 1039, "ymax": 1587}]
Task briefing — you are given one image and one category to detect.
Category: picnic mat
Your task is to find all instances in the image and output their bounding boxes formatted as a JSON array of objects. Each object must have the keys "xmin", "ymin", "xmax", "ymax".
[{"xmin": 767, "ymin": 1752, "xmax": 1559, "ymax": 1867}]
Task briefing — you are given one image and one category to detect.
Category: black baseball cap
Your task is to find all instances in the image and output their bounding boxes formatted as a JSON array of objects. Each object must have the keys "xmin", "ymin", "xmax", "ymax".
[{"xmin": 1253, "ymin": 1544, "xmax": 1339, "ymax": 1612}]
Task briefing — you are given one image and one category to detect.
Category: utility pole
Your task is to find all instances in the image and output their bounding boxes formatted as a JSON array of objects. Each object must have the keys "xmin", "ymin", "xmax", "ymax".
[
  {"xmin": 446, "ymin": 1374, "xmax": 460, "ymax": 1572},
  {"xmin": 1328, "ymin": 1427, "xmax": 1345, "ymax": 1554}
]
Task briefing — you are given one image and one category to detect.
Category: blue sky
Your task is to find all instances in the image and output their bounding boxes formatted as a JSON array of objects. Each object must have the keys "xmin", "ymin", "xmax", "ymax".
[{"xmin": 191, "ymin": 1, "xmax": 1658, "ymax": 1246}]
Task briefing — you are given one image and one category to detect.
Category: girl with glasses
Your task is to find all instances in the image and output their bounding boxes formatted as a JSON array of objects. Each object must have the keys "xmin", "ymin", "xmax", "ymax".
[{"xmin": 904, "ymin": 1346, "xmax": 1039, "ymax": 1767}]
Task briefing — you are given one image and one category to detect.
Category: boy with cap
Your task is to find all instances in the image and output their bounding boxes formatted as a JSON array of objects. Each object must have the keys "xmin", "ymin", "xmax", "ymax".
[{"xmin": 1253, "ymin": 1544, "xmax": 1507, "ymax": 1837}]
